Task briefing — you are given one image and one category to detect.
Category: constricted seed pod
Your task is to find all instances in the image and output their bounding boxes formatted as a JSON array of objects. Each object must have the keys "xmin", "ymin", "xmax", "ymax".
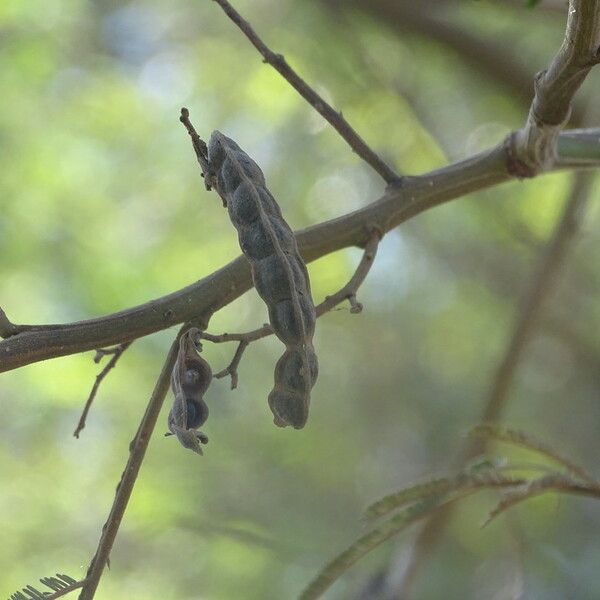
[
  {"xmin": 168, "ymin": 328, "xmax": 212, "ymax": 454},
  {"xmin": 268, "ymin": 346, "xmax": 319, "ymax": 427},
  {"xmin": 207, "ymin": 131, "xmax": 318, "ymax": 428}
]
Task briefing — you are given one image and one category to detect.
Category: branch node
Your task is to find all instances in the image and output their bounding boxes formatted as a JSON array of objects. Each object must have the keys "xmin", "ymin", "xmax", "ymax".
[
  {"xmin": 348, "ymin": 295, "xmax": 363, "ymax": 314},
  {"xmin": 504, "ymin": 132, "xmax": 537, "ymax": 178},
  {"xmin": 0, "ymin": 307, "xmax": 20, "ymax": 338},
  {"xmin": 214, "ymin": 340, "xmax": 249, "ymax": 389}
]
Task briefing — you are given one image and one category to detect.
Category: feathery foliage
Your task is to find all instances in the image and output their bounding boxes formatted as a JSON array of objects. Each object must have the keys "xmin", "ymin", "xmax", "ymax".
[{"xmin": 8, "ymin": 574, "xmax": 83, "ymax": 600}]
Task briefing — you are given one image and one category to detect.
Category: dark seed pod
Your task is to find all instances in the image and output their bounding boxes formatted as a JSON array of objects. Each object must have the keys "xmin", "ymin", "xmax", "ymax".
[
  {"xmin": 238, "ymin": 218, "xmax": 296, "ymax": 261},
  {"xmin": 268, "ymin": 346, "xmax": 318, "ymax": 428},
  {"xmin": 268, "ymin": 297, "xmax": 316, "ymax": 347},
  {"xmin": 168, "ymin": 328, "xmax": 212, "ymax": 454},
  {"xmin": 208, "ymin": 131, "xmax": 318, "ymax": 428}
]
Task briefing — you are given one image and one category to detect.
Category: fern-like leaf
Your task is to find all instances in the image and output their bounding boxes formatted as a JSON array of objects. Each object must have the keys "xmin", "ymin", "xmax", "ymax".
[
  {"xmin": 365, "ymin": 470, "xmax": 526, "ymax": 520},
  {"xmin": 8, "ymin": 573, "xmax": 84, "ymax": 600},
  {"xmin": 302, "ymin": 468, "xmax": 527, "ymax": 600},
  {"xmin": 469, "ymin": 424, "xmax": 595, "ymax": 483},
  {"xmin": 300, "ymin": 495, "xmax": 445, "ymax": 600},
  {"xmin": 364, "ymin": 477, "xmax": 453, "ymax": 520},
  {"xmin": 483, "ymin": 473, "xmax": 600, "ymax": 527}
]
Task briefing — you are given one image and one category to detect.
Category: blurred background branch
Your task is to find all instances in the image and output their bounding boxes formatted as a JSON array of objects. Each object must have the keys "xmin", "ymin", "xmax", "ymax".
[{"xmin": 394, "ymin": 169, "xmax": 595, "ymax": 599}]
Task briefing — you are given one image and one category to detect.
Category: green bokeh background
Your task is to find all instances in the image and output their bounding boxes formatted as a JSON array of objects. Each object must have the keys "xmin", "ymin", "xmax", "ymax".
[{"xmin": 1, "ymin": 1, "xmax": 600, "ymax": 598}]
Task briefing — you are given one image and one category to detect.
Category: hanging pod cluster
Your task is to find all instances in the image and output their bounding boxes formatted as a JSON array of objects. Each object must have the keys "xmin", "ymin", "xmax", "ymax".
[
  {"xmin": 207, "ymin": 131, "xmax": 318, "ymax": 429},
  {"xmin": 167, "ymin": 328, "xmax": 212, "ymax": 455},
  {"xmin": 169, "ymin": 125, "xmax": 319, "ymax": 453}
]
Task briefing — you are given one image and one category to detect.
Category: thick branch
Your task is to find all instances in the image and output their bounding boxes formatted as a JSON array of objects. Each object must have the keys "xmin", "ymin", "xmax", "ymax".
[
  {"xmin": 511, "ymin": 0, "xmax": 600, "ymax": 173},
  {"xmin": 557, "ymin": 128, "xmax": 600, "ymax": 164},
  {"xmin": 1, "ymin": 129, "xmax": 600, "ymax": 373},
  {"xmin": 211, "ymin": 0, "xmax": 400, "ymax": 183},
  {"xmin": 78, "ymin": 329, "xmax": 184, "ymax": 600}
]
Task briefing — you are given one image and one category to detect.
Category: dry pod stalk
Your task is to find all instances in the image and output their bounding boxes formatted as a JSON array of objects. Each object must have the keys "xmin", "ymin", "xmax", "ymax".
[
  {"xmin": 167, "ymin": 327, "xmax": 212, "ymax": 454},
  {"xmin": 207, "ymin": 131, "xmax": 318, "ymax": 429}
]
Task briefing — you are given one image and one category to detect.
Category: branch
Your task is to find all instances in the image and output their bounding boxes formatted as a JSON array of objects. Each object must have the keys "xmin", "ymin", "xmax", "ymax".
[
  {"xmin": 78, "ymin": 328, "xmax": 185, "ymax": 600},
  {"xmin": 315, "ymin": 230, "xmax": 380, "ymax": 315},
  {"xmin": 211, "ymin": 0, "xmax": 400, "ymax": 183},
  {"xmin": 179, "ymin": 108, "xmax": 211, "ymax": 189},
  {"xmin": 73, "ymin": 342, "xmax": 133, "ymax": 438},
  {"xmin": 202, "ymin": 233, "xmax": 380, "ymax": 387},
  {"xmin": 396, "ymin": 170, "xmax": 595, "ymax": 597},
  {"xmin": 214, "ymin": 340, "xmax": 248, "ymax": 390},
  {"xmin": 477, "ymin": 173, "xmax": 593, "ymax": 426},
  {"xmin": 510, "ymin": 0, "xmax": 600, "ymax": 173},
  {"xmin": 2, "ymin": 127, "xmax": 600, "ymax": 373}
]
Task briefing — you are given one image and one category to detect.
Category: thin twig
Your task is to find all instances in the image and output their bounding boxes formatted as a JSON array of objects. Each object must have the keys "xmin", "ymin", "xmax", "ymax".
[
  {"xmin": 315, "ymin": 231, "xmax": 380, "ymax": 316},
  {"xmin": 211, "ymin": 0, "xmax": 400, "ymax": 184},
  {"xmin": 203, "ymin": 233, "xmax": 380, "ymax": 386},
  {"xmin": 478, "ymin": 174, "xmax": 592, "ymax": 426},
  {"xmin": 93, "ymin": 346, "xmax": 125, "ymax": 362},
  {"xmin": 214, "ymin": 340, "xmax": 249, "ymax": 389},
  {"xmin": 78, "ymin": 327, "xmax": 187, "ymax": 600},
  {"xmin": 73, "ymin": 342, "xmax": 132, "ymax": 438},
  {"xmin": 179, "ymin": 108, "xmax": 212, "ymax": 189}
]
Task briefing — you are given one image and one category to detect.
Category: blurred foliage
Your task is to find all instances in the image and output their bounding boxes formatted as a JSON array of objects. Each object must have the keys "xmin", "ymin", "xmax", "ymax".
[
  {"xmin": 301, "ymin": 426, "xmax": 600, "ymax": 600},
  {"xmin": 1, "ymin": 1, "xmax": 600, "ymax": 599}
]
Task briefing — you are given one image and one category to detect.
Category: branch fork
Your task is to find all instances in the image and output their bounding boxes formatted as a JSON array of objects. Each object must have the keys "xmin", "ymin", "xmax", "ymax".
[{"xmin": 509, "ymin": 0, "xmax": 600, "ymax": 175}]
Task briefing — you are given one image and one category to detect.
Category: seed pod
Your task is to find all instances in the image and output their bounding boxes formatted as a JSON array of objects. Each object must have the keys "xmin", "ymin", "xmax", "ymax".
[
  {"xmin": 207, "ymin": 131, "xmax": 318, "ymax": 428},
  {"xmin": 168, "ymin": 328, "xmax": 212, "ymax": 454},
  {"xmin": 268, "ymin": 346, "xmax": 318, "ymax": 428}
]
